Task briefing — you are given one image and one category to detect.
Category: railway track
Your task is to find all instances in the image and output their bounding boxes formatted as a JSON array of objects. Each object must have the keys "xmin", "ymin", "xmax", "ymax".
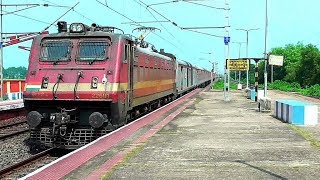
[
  {"xmin": 0, "ymin": 108, "xmax": 26, "ymax": 121},
  {"xmin": 0, "ymin": 121, "xmax": 26, "ymax": 129},
  {"xmin": 0, "ymin": 121, "xmax": 29, "ymax": 140},
  {"xmin": 0, "ymin": 148, "xmax": 55, "ymax": 177}
]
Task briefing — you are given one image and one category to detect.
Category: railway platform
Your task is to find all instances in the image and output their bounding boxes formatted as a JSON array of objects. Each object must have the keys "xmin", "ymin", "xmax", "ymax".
[
  {"xmin": 0, "ymin": 99, "xmax": 24, "ymax": 111},
  {"xmin": 23, "ymin": 89, "xmax": 320, "ymax": 179},
  {"xmin": 0, "ymin": 99, "xmax": 25, "ymax": 121}
]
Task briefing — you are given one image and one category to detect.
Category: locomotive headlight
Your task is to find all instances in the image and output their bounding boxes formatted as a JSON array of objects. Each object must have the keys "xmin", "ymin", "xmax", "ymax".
[
  {"xmin": 70, "ymin": 23, "xmax": 85, "ymax": 33},
  {"xmin": 89, "ymin": 112, "xmax": 106, "ymax": 129},
  {"xmin": 27, "ymin": 111, "xmax": 42, "ymax": 128},
  {"xmin": 41, "ymin": 77, "xmax": 49, "ymax": 89},
  {"xmin": 91, "ymin": 77, "xmax": 98, "ymax": 89}
]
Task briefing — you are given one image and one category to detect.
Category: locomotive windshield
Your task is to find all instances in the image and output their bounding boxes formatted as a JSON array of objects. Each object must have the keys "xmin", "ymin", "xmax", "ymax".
[
  {"xmin": 78, "ymin": 41, "xmax": 109, "ymax": 61},
  {"xmin": 40, "ymin": 41, "xmax": 72, "ymax": 62}
]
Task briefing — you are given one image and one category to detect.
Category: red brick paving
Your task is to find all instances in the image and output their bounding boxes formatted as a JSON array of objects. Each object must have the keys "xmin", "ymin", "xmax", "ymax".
[{"xmin": 86, "ymin": 99, "xmax": 195, "ymax": 179}]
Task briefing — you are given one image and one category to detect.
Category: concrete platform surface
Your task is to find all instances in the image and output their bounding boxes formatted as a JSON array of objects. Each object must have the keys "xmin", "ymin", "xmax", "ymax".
[
  {"xmin": 97, "ymin": 90, "xmax": 320, "ymax": 180},
  {"xmin": 0, "ymin": 99, "xmax": 24, "ymax": 111}
]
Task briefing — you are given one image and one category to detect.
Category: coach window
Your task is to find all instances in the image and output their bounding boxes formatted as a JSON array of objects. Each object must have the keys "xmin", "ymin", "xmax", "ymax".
[{"xmin": 77, "ymin": 41, "xmax": 109, "ymax": 63}]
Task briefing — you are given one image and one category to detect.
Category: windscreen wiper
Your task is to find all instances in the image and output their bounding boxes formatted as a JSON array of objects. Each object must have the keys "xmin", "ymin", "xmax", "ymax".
[
  {"xmin": 88, "ymin": 59, "xmax": 96, "ymax": 65},
  {"xmin": 52, "ymin": 58, "xmax": 61, "ymax": 65}
]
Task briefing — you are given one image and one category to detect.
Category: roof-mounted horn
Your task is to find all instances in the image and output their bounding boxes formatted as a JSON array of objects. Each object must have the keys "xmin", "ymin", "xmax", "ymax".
[{"xmin": 57, "ymin": 21, "xmax": 67, "ymax": 33}]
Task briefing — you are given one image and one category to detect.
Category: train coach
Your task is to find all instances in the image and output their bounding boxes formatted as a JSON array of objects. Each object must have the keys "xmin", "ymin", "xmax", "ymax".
[
  {"xmin": 24, "ymin": 21, "xmax": 212, "ymax": 149},
  {"xmin": 175, "ymin": 60, "xmax": 212, "ymax": 95}
]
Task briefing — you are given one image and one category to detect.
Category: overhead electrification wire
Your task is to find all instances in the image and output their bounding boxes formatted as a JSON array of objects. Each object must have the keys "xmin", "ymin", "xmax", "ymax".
[
  {"xmin": 96, "ymin": 0, "xmax": 182, "ymax": 50},
  {"xmin": 185, "ymin": 29, "xmax": 224, "ymax": 38},
  {"xmin": 138, "ymin": 0, "xmax": 179, "ymax": 27},
  {"xmin": 147, "ymin": 0, "xmax": 179, "ymax": 7},
  {"xmin": 3, "ymin": 5, "xmax": 40, "ymax": 15},
  {"xmin": 42, "ymin": 2, "xmax": 79, "ymax": 31},
  {"xmin": 147, "ymin": 0, "xmax": 226, "ymax": 10},
  {"xmin": 181, "ymin": 26, "xmax": 228, "ymax": 30},
  {"xmin": 139, "ymin": 0, "xmax": 224, "ymax": 39},
  {"xmin": 41, "ymin": 0, "xmax": 96, "ymax": 23},
  {"xmin": 122, "ymin": 20, "xmax": 170, "ymax": 24},
  {"xmin": 96, "ymin": 0, "xmax": 139, "ymax": 25},
  {"xmin": 133, "ymin": 0, "xmax": 183, "ymax": 50},
  {"xmin": 40, "ymin": 0, "xmax": 72, "ymax": 8},
  {"xmin": 183, "ymin": 1, "xmax": 227, "ymax": 10},
  {"xmin": 133, "ymin": 0, "xmax": 180, "ymax": 41},
  {"xmin": 73, "ymin": 10, "xmax": 96, "ymax": 23},
  {"xmin": 2, "ymin": 9, "xmax": 53, "ymax": 25}
]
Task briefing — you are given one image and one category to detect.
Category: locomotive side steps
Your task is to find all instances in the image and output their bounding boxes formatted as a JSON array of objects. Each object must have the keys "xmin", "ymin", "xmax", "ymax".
[{"xmin": 22, "ymin": 88, "xmax": 205, "ymax": 180}]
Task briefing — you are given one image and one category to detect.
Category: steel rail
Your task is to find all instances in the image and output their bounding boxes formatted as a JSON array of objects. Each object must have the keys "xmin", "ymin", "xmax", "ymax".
[
  {"xmin": 0, "ymin": 129, "xmax": 29, "ymax": 140},
  {"xmin": 0, "ymin": 148, "xmax": 54, "ymax": 176},
  {"xmin": 0, "ymin": 121, "xmax": 26, "ymax": 129}
]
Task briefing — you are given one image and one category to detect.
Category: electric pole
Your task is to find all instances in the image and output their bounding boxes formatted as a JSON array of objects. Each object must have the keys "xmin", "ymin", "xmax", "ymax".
[
  {"xmin": 264, "ymin": 0, "xmax": 268, "ymax": 97},
  {"xmin": 224, "ymin": 0, "xmax": 230, "ymax": 101}
]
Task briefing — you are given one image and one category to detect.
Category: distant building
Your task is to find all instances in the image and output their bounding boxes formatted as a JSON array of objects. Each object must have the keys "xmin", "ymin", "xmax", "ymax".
[{"xmin": 2, "ymin": 79, "xmax": 25, "ymax": 100}]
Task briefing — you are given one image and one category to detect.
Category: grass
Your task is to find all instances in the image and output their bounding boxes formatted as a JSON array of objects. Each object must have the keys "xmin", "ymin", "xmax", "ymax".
[
  {"xmin": 288, "ymin": 124, "xmax": 320, "ymax": 149},
  {"xmin": 268, "ymin": 80, "xmax": 320, "ymax": 97},
  {"xmin": 212, "ymin": 80, "xmax": 237, "ymax": 90}
]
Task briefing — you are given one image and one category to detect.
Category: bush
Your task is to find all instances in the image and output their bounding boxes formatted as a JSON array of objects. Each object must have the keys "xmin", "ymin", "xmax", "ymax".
[
  {"xmin": 212, "ymin": 80, "xmax": 237, "ymax": 90},
  {"xmin": 269, "ymin": 80, "xmax": 320, "ymax": 97},
  {"xmin": 269, "ymin": 80, "xmax": 301, "ymax": 92},
  {"xmin": 302, "ymin": 84, "xmax": 320, "ymax": 97}
]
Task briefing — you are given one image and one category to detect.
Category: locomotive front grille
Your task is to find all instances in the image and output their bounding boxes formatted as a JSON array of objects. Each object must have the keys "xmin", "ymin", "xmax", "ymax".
[{"xmin": 30, "ymin": 127, "xmax": 113, "ymax": 149}]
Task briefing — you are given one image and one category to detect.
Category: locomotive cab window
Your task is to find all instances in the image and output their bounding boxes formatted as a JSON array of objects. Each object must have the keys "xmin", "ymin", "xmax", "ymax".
[
  {"xmin": 77, "ymin": 41, "xmax": 109, "ymax": 62},
  {"xmin": 40, "ymin": 40, "xmax": 72, "ymax": 62}
]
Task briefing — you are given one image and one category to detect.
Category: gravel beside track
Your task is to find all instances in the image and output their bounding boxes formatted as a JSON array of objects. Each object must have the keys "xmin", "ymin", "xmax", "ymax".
[
  {"xmin": 0, "ymin": 152, "xmax": 60, "ymax": 179},
  {"xmin": 0, "ymin": 116, "xmax": 48, "ymax": 178},
  {"xmin": 0, "ymin": 116, "xmax": 26, "ymax": 127},
  {"xmin": 0, "ymin": 134, "xmax": 32, "ymax": 170}
]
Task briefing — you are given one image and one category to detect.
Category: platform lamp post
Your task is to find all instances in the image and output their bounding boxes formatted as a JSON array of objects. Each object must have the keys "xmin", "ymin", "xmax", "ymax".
[
  {"xmin": 209, "ymin": 60, "xmax": 215, "ymax": 86},
  {"xmin": 263, "ymin": 0, "xmax": 268, "ymax": 97},
  {"xmin": 200, "ymin": 52, "xmax": 215, "ymax": 87},
  {"xmin": 236, "ymin": 28, "xmax": 259, "ymax": 90},
  {"xmin": 232, "ymin": 41, "xmax": 245, "ymax": 85}
]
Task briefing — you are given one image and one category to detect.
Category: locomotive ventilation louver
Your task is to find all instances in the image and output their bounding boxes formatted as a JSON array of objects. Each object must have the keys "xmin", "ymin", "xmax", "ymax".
[{"xmin": 27, "ymin": 111, "xmax": 42, "ymax": 128}]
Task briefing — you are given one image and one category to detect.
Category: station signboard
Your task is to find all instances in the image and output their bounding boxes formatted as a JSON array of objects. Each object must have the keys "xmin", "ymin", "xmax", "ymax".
[
  {"xmin": 268, "ymin": 55, "xmax": 284, "ymax": 66},
  {"xmin": 226, "ymin": 59, "xmax": 249, "ymax": 71}
]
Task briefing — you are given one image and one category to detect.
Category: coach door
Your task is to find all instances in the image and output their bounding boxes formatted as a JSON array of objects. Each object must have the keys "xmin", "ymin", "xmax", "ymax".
[
  {"xmin": 124, "ymin": 43, "xmax": 134, "ymax": 110},
  {"xmin": 128, "ymin": 43, "xmax": 134, "ymax": 109}
]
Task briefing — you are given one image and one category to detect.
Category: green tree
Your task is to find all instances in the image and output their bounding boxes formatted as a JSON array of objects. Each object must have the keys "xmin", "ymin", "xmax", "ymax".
[
  {"xmin": 296, "ymin": 44, "xmax": 320, "ymax": 87},
  {"xmin": 3, "ymin": 66, "xmax": 27, "ymax": 79},
  {"xmin": 270, "ymin": 42, "xmax": 304, "ymax": 82}
]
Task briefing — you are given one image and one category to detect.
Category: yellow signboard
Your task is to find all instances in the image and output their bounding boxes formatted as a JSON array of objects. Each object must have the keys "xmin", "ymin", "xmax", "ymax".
[{"xmin": 227, "ymin": 59, "xmax": 249, "ymax": 71}]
